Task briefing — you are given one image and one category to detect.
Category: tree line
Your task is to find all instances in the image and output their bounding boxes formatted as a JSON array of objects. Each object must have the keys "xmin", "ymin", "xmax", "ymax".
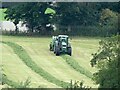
[{"xmin": 3, "ymin": 2, "xmax": 119, "ymax": 36}]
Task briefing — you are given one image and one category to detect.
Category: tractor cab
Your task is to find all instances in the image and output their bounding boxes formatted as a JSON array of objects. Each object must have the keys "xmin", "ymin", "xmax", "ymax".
[
  {"xmin": 50, "ymin": 35, "xmax": 72, "ymax": 56},
  {"xmin": 58, "ymin": 35, "xmax": 69, "ymax": 52}
]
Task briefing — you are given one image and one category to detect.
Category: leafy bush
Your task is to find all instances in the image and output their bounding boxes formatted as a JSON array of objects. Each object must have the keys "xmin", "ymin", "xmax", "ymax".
[
  {"xmin": 90, "ymin": 35, "xmax": 119, "ymax": 88},
  {"xmin": 67, "ymin": 80, "xmax": 91, "ymax": 90},
  {"xmin": 18, "ymin": 77, "xmax": 31, "ymax": 88}
]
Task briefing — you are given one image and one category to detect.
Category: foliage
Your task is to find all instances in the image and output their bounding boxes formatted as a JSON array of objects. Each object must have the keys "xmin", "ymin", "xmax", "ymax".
[
  {"xmin": 45, "ymin": 8, "xmax": 56, "ymax": 15},
  {"xmin": 96, "ymin": 2, "xmax": 120, "ymax": 13},
  {"xmin": 2, "ymin": 74, "xmax": 20, "ymax": 88},
  {"xmin": 3, "ymin": 2, "xmax": 119, "ymax": 36},
  {"xmin": 2, "ymin": 74, "xmax": 31, "ymax": 88},
  {"xmin": 2, "ymin": 25, "xmax": 118, "ymax": 37},
  {"xmin": 67, "ymin": 80, "xmax": 91, "ymax": 90},
  {"xmin": 18, "ymin": 77, "xmax": 31, "ymax": 88},
  {"xmin": 57, "ymin": 25, "xmax": 118, "ymax": 37},
  {"xmin": 4, "ymin": 2, "xmax": 55, "ymax": 34},
  {"xmin": 57, "ymin": 2, "xmax": 100, "ymax": 26},
  {"xmin": 1, "ymin": 41, "xmax": 69, "ymax": 88},
  {"xmin": 0, "ymin": 8, "xmax": 7, "ymax": 21},
  {"xmin": 4, "ymin": 4, "xmax": 22, "ymax": 33},
  {"xmin": 62, "ymin": 55, "xmax": 92, "ymax": 78},
  {"xmin": 99, "ymin": 9, "xmax": 118, "ymax": 27},
  {"xmin": 90, "ymin": 35, "xmax": 119, "ymax": 88},
  {"xmin": 2, "ymin": 75, "xmax": 91, "ymax": 89}
]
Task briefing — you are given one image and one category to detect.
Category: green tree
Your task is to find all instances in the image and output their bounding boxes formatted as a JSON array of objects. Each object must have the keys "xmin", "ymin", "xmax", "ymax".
[
  {"xmin": 56, "ymin": 2, "xmax": 100, "ymax": 33},
  {"xmin": 4, "ymin": 2, "xmax": 55, "ymax": 35},
  {"xmin": 99, "ymin": 9, "xmax": 118, "ymax": 26},
  {"xmin": 4, "ymin": 4, "xmax": 21, "ymax": 33},
  {"xmin": 96, "ymin": 2, "xmax": 119, "ymax": 13},
  {"xmin": 4, "ymin": 2, "xmax": 119, "ymax": 36},
  {"xmin": 90, "ymin": 35, "xmax": 119, "ymax": 88}
]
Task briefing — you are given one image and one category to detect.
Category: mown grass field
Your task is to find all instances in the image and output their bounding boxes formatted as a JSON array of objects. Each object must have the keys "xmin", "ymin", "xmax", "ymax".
[{"xmin": 0, "ymin": 35, "xmax": 100, "ymax": 88}]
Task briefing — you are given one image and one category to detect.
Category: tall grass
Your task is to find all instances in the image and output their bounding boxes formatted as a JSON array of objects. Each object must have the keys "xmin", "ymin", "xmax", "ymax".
[
  {"xmin": 67, "ymin": 80, "xmax": 91, "ymax": 90},
  {"xmin": 2, "ymin": 75, "xmax": 20, "ymax": 88},
  {"xmin": 2, "ymin": 75, "xmax": 31, "ymax": 88},
  {"xmin": 61, "ymin": 55, "xmax": 92, "ymax": 79},
  {"xmin": 3, "ymin": 75, "xmax": 91, "ymax": 89},
  {"xmin": 1, "ymin": 41, "xmax": 69, "ymax": 88}
]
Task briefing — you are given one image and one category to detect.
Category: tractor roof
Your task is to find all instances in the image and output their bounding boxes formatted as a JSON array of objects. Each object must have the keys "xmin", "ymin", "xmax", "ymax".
[{"xmin": 58, "ymin": 35, "xmax": 68, "ymax": 38}]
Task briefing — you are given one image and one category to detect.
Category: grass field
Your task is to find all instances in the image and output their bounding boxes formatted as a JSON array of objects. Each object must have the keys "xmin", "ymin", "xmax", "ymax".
[{"xmin": 0, "ymin": 35, "xmax": 100, "ymax": 88}]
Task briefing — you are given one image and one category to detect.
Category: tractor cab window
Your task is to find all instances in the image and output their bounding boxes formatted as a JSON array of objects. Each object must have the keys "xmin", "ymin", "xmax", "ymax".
[{"xmin": 62, "ymin": 39, "xmax": 66, "ymax": 42}]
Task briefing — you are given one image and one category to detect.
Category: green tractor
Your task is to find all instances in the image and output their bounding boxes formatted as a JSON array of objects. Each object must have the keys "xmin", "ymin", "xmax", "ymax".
[{"xmin": 49, "ymin": 35, "xmax": 72, "ymax": 56}]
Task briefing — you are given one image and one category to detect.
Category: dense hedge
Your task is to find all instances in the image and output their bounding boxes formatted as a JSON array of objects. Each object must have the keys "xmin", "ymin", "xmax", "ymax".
[
  {"xmin": 56, "ymin": 25, "xmax": 118, "ymax": 37},
  {"xmin": 1, "ymin": 25, "xmax": 118, "ymax": 37}
]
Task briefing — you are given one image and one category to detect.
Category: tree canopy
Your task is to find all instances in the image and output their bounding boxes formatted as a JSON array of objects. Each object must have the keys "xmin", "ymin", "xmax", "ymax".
[
  {"xmin": 91, "ymin": 35, "xmax": 119, "ymax": 88},
  {"xmin": 4, "ymin": 2, "xmax": 119, "ymax": 36}
]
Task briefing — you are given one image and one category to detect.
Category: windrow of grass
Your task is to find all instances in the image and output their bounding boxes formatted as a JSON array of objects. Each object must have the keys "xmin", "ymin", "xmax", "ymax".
[
  {"xmin": 61, "ymin": 55, "xmax": 92, "ymax": 78},
  {"xmin": 2, "ymin": 75, "xmax": 20, "ymax": 88},
  {"xmin": 1, "ymin": 41, "xmax": 69, "ymax": 88},
  {"xmin": 17, "ymin": 42, "xmax": 97, "ymax": 87},
  {"xmin": 3, "ymin": 75, "xmax": 32, "ymax": 88},
  {"xmin": 2, "ymin": 43, "xmax": 59, "ymax": 88}
]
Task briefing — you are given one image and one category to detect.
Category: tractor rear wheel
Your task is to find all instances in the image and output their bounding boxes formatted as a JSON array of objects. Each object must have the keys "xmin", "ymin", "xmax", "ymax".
[
  {"xmin": 49, "ymin": 44, "xmax": 52, "ymax": 51},
  {"xmin": 55, "ymin": 47, "xmax": 60, "ymax": 56},
  {"xmin": 54, "ymin": 46, "xmax": 56, "ymax": 54},
  {"xmin": 68, "ymin": 47, "xmax": 72, "ymax": 56}
]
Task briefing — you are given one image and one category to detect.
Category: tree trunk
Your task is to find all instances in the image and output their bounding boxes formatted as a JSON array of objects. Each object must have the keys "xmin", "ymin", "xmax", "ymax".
[
  {"xmin": 68, "ymin": 25, "xmax": 71, "ymax": 32},
  {"xmin": 15, "ymin": 25, "xmax": 18, "ymax": 34}
]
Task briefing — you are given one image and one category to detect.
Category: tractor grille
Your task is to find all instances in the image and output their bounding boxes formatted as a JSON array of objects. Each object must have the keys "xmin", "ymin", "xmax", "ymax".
[{"xmin": 62, "ymin": 45, "xmax": 66, "ymax": 47}]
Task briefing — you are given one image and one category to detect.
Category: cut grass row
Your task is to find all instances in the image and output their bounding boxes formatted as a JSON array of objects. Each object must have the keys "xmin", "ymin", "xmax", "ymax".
[
  {"xmin": 61, "ymin": 55, "xmax": 92, "ymax": 78},
  {"xmin": 18, "ymin": 41, "xmax": 96, "ymax": 87},
  {"xmin": 2, "ymin": 43, "xmax": 59, "ymax": 88},
  {"xmin": 3, "ymin": 75, "xmax": 32, "ymax": 88},
  {"xmin": 1, "ymin": 41, "xmax": 69, "ymax": 88},
  {"xmin": 2, "ymin": 75, "xmax": 20, "ymax": 88}
]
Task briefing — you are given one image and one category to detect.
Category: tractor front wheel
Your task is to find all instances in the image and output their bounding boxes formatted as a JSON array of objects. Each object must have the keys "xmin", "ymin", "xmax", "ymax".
[
  {"xmin": 55, "ymin": 47, "xmax": 60, "ymax": 56},
  {"xmin": 54, "ymin": 46, "xmax": 56, "ymax": 54},
  {"xmin": 68, "ymin": 47, "xmax": 72, "ymax": 56},
  {"xmin": 49, "ymin": 44, "xmax": 52, "ymax": 51}
]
